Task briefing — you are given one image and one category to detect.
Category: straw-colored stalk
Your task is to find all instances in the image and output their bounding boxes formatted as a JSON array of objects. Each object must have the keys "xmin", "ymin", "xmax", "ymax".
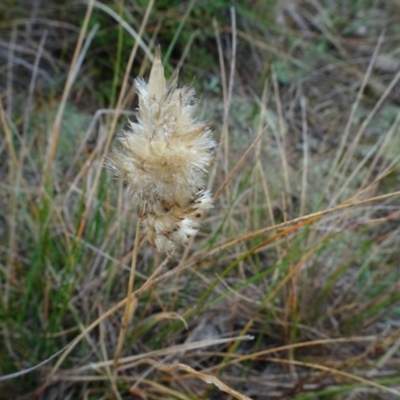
[{"xmin": 107, "ymin": 47, "xmax": 215, "ymax": 367}]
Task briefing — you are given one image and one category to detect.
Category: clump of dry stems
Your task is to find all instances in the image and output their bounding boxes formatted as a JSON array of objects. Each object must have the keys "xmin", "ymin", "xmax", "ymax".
[{"xmin": 108, "ymin": 47, "xmax": 215, "ymax": 253}]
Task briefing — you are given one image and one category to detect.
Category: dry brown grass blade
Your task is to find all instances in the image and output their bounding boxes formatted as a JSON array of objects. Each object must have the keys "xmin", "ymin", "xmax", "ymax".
[
  {"xmin": 98, "ymin": 305, "xmax": 122, "ymax": 400},
  {"xmin": 113, "ymin": 214, "xmax": 143, "ymax": 369},
  {"xmin": 0, "ymin": 94, "xmax": 19, "ymax": 168},
  {"xmin": 45, "ymin": 0, "xmax": 95, "ymax": 171},
  {"xmin": 141, "ymin": 359, "xmax": 253, "ymax": 400},
  {"xmin": 361, "ymin": 111, "xmax": 400, "ymax": 189},
  {"xmin": 1, "ymin": 94, "xmax": 19, "ymax": 315},
  {"xmin": 209, "ymin": 9, "xmax": 236, "ymax": 184},
  {"xmin": 214, "ymin": 132, "xmax": 264, "ymax": 201},
  {"xmin": 331, "ymin": 36, "xmax": 400, "ymax": 204},
  {"xmin": 271, "ymin": 66, "xmax": 291, "ymax": 204},
  {"xmin": 113, "ymin": 236, "xmax": 172, "ymax": 370},
  {"xmin": 265, "ymin": 357, "xmax": 400, "ymax": 396},
  {"xmin": 202, "ymin": 336, "xmax": 381, "ymax": 372},
  {"xmin": 6, "ymin": 23, "xmax": 17, "ymax": 119},
  {"xmin": 136, "ymin": 190, "xmax": 400, "ymax": 303},
  {"xmin": 67, "ymin": 335, "xmax": 253, "ymax": 373},
  {"xmin": 202, "ymin": 190, "xmax": 400, "ymax": 258},
  {"xmin": 264, "ymin": 244, "xmax": 318, "ymax": 305},
  {"xmin": 132, "ymin": 378, "xmax": 191, "ymax": 399},
  {"xmin": 312, "ymin": 31, "xmax": 385, "ymax": 203},
  {"xmin": 367, "ymin": 334, "xmax": 400, "ymax": 377},
  {"xmin": 299, "ymin": 95, "xmax": 309, "ymax": 217}
]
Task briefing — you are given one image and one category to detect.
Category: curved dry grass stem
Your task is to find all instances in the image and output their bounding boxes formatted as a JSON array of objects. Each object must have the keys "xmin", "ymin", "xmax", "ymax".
[{"xmin": 141, "ymin": 359, "xmax": 252, "ymax": 400}]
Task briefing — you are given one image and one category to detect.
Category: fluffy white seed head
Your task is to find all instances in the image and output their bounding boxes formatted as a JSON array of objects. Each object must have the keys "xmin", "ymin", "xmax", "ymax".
[{"xmin": 108, "ymin": 47, "xmax": 215, "ymax": 253}]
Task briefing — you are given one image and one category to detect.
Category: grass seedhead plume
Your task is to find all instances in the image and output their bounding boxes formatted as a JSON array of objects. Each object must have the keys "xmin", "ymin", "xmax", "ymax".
[{"xmin": 108, "ymin": 47, "xmax": 215, "ymax": 253}]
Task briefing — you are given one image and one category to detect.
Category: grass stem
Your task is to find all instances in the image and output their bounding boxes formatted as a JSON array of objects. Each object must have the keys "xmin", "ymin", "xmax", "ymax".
[{"xmin": 113, "ymin": 213, "xmax": 143, "ymax": 370}]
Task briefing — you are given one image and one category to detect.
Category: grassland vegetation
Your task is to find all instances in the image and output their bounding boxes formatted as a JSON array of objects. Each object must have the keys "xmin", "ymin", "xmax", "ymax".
[{"xmin": 1, "ymin": 0, "xmax": 400, "ymax": 399}]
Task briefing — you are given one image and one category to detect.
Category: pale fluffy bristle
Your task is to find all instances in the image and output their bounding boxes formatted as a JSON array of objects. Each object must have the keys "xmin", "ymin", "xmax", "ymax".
[{"xmin": 107, "ymin": 47, "xmax": 215, "ymax": 253}]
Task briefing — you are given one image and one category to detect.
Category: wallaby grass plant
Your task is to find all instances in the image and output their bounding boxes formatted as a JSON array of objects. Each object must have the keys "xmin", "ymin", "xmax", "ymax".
[
  {"xmin": 1, "ymin": 0, "xmax": 400, "ymax": 399},
  {"xmin": 107, "ymin": 46, "xmax": 215, "ymax": 254}
]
